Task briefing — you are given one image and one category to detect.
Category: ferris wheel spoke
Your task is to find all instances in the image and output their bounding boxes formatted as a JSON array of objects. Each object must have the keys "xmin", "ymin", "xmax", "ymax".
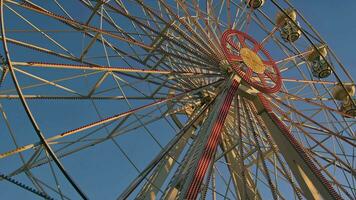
[
  {"xmin": 275, "ymin": 48, "xmax": 314, "ymax": 65},
  {"xmin": 0, "ymin": 79, "xmax": 223, "ymax": 159},
  {"xmin": 2, "ymin": 34, "xmax": 175, "ymax": 83},
  {"xmin": 18, "ymin": 105, "xmax": 170, "ymax": 174},
  {"xmin": 79, "ymin": 0, "xmax": 104, "ymax": 25},
  {"xmin": 32, "ymin": 174, "xmax": 72, "ymax": 200},
  {"xmin": 163, "ymin": 50, "xmax": 218, "ymax": 70},
  {"xmin": 270, "ymin": 99, "xmax": 355, "ymax": 151},
  {"xmin": 0, "ymin": 71, "xmax": 101, "ymax": 96},
  {"xmin": 5, "ymin": 4, "xmax": 75, "ymax": 57},
  {"xmin": 166, "ymin": 44, "xmax": 219, "ymax": 71},
  {"xmin": 247, "ymin": 101, "xmax": 305, "ymax": 199},
  {"xmin": 6, "ymin": 106, "xmax": 174, "ymax": 179},
  {"xmin": 213, "ymin": 166, "xmax": 237, "ymax": 200},
  {"xmin": 8, "ymin": 1, "xmax": 154, "ymax": 50},
  {"xmin": 42, "ymin": 149, "xmax": 66, "ymax": 199},
  {"xmin": 219, "ymin": 137, "xmax": 259, "ymax": 199},
  {"xmin": 81, "ymin": 31, "xmax": 168, "ymax": 72},
  {"xmin": 278, "ymin": 90, "xmax": 355, "ymax": 118},
  {"xmin": 13, "ymin": 67, "xmax": 82, "ymax": 96},
  {"xmin": 1, "ymin": 1, "xmax": 354, "ymax": 199},
  {"xmin": 0, "ymin": 95, "xmax": 168, "ymax": 100},
  {"xmin": 310, "ymin": 150, "xmax": 354, "ymax": 173},
  {"xmin": 308, "ymin": 152, "xmax": 356, "ymax": 198},
  {"xmin": 79, "ymin": 32, "xmax": 101, "ymax": 60},
  {"xmin": 281, "ymin": 78, "xmax": 347, "ymax": 85},
  {"xmin": 244, "ymin": 6, "xmax": 254, "ymax": 33},
  {"xmin": 243, "ymin": 99, "xmax": 278, "ymax": 200},
  {"xmin": 208, "ymin": 1, "xmax": 226, "ymax": 36},
  {"xmin": 0, "ymin": 71, "xmax": 175, "ymax": 99},
  {"xmin": 234, "ymin": 95, "xmax": 261, "ymax": 199},
  {"xmin": 262, "ymin": 60, "xmax": 275, "ymax": 66},
  {"xmin": 268, "ymin": 93, "xmax": 355, "ymax": 146},
  {"xmin": 0, "ymin": 104, "xmax": 51, "ymax": 197},
  {"xmin": 118, "ymin": 96, "xmax": 215, "ymax": 200},
  {"xmin": 230, "ymin": 1, "xmax": 246, "ymax": 30},
  {"xmin": 114, "ymin": 71, "xmax": 183, "ymax": 92},
  {"xmin": 260, "ymin": 26, "xmax": 280, "ymax": 47},
  {"xmin": 225, "ymin": 0, "xmax": 232, "ymax": 28},
  {"xmin": 146, "ymin": 0, "xmax": 219, "ymax": 61},
  {"xmin": 1, "ymin": 6, "xmax": 89, "ymax": 200},
  {"xmin": 270, "ymin": 101, "xmax": 355, "ymax": 175},
  {"xmin": 175, "ymin": 1, "xmax": 223, "ymax": 60},
  {"xmin": 1, "ymin": 36, "xmax": 78, "ymax": 61},
  {"xmin": 12, "ymin": 61, "xmax": 213, "ymax": 76},
  {"xmin": 219, "ymin": 125, "xmax": 261, "ymax": 198},
  {"xmin": 111, "ymin": 72, "xmax": 169, "ymax": 150},
  {"xmin": 203, "ymin": 18, "xmax": 226, "ymax": 58}
]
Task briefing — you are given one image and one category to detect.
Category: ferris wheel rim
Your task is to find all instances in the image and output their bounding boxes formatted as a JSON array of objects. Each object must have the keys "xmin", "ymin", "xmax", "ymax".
[{"xmin": 0, "ymin": 1, "xmax": 354, "ymax": 199}]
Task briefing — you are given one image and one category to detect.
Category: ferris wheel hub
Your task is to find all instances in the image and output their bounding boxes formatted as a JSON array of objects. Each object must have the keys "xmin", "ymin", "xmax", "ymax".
[
  {"xmin": 240, "ymin": 48, "xmax": 265, "ymax": 73},
  {"xmin": 221, "ymin": 30, "xmax": 282, "ymax": 93}
]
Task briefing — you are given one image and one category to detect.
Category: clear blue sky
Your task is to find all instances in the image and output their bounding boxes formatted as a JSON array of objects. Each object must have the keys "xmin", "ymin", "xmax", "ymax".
[
  {"xmin": 0, "ymin": 1, "xmax": 355, "ymax": 199},
  {"xmin": 292, "ymin": 0, "xmax": 356, "ymax": 76}
]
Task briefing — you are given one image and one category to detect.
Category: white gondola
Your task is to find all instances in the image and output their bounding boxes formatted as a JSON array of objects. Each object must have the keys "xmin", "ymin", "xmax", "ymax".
[
  {"xmin": 276, "ymin": 9, "xmax": 301, "ymax": 42},
  {"xmin": 306, "ymin": 45, "xmax": 332, "ymax": 78},
  {"xmin": 332, "ymin": 83, "xmax": 356, "ymax": 117},
  {"xmin": 340, "ymin": 97, "xmax": 356, "ymax": 117},
  {"xmin": 246, "ymin": 0, "xmax": 265, "ymax": 9},
  {"xmin": 332, "ymin": 83, "xmax": 355, "ymax": 101}
]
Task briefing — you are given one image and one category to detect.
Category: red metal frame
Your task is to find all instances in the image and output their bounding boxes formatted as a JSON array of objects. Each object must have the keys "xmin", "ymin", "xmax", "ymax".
[
  {"xmin": 221, "ymin": 29, "xmax": 282, "ymax": 93},
  {"xmin": 184, "ymin": 80, "xmax": 239, "ymax": 200}
]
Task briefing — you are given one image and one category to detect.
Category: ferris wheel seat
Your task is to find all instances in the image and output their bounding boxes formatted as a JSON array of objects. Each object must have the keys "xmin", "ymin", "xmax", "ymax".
[
  {"xmin": 306, "ymin": 45, "xmax": 328, "ymax": 61},
  {"xmin": 280, "ymin": 20, "xmax": 302, "ymax": 42},
  {"xmin": 276, "ymin": 9, "xmax": 297, "ymax": 25},
  {"xmin": 275, "ymin": 9, "xmax": 301, "ymax": 43},
  {"xmin": 332, "ymin": 83, "xmax": 355, "ymax": 101},
  {"xmin": 1, "ymin": 1, "xmax": 353, "ymax": 199},
  {"xmin": 340, "ymin": 97, "xmax": 356, "ymax": 118},
  {"xmin": 311, "ymin": 56, "xmax": 332, "ymax": 78},
  {"xmin": 246, "ymin": 0, "xmax": 265, "ymax": 9}
]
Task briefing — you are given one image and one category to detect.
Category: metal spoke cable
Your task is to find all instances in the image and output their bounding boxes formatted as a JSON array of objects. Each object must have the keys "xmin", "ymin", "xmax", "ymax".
[{"xmin": 243, "ymin": 98, "xmax": 278, "ymax": 200}]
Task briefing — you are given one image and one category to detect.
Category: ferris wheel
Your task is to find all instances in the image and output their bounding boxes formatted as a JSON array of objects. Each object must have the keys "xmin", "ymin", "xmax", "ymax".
[{"xmin": 0, "ymin": 0, "xmax": 355, "ymax": 199}]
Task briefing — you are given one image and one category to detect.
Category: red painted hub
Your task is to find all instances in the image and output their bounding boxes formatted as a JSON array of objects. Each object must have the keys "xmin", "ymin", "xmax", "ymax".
[{"xmin": 221, "ymin": 29, "xmax": 282, "ymax": 93}]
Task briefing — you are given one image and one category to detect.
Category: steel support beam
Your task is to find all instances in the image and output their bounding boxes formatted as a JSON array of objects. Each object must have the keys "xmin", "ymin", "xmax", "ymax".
[
  {"xmin": 177, "ymin": 78, "xmax": 239, "ymax": 200},
  {"xmin": 252, "ymin": 94, "xmax": 342, "ymax": 200},
  {"xmin": 220, "ymin": 133, "xmax": 261, "ymax": 200},
  {"xmin": 136, "ymin": 126, "xmax": 196, "ymax": 200}
]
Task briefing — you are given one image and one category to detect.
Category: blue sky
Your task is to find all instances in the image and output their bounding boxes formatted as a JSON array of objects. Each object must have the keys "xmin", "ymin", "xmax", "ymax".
[
  {"xmin": 292, "ymin": 0, "xmax": 356, "ymax": 76},
  {"xmin": 0, "ymin": 1, "xmax": 355, "ymax": 199}
]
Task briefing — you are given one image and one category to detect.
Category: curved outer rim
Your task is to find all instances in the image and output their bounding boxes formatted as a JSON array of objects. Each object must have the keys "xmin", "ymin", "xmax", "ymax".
[
  {"xmin": 1, "ymin": 1, "xmax": 354, "ymax": 199},
  {"xmin": 0, "ymin": 1, "xmax": 88, "ymax": 199}
]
